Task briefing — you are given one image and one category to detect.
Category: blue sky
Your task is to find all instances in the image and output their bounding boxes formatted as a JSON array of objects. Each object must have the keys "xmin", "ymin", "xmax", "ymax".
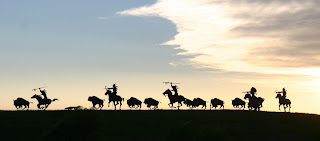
[
  {"xmin": 2, "ymin": 0, "xmax": 320, "ymax": 113},
  {"xmin": 0, "ymin": 0, "xmax": 184, "ymax": 76}
]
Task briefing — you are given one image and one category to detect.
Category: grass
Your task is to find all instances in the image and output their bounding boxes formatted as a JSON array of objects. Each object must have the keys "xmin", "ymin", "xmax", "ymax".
[{"xmin": 1, "ymin": 110, "xmax": 320, "ymax": 141}]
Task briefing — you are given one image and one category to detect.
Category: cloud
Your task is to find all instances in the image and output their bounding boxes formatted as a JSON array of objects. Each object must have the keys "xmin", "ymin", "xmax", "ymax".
[{"xmin": 118, "ymin": 0, "xmax": 320, "ymax": 76}]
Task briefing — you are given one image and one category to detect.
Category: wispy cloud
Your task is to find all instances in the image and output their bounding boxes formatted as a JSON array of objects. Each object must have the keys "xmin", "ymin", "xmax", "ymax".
[
  {"xmin": 118, "ymin": 0, "xmax": 320, "ymax": 76},
  {"xmin": 97, "ymin": 16, "xmax": 109, "ymax": 20}
]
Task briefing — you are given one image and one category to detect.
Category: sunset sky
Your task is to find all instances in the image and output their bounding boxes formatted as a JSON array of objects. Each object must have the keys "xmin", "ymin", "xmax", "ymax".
[{"xmin": 1, "ymin": 0, "xmax": 320, "ymax": 113}]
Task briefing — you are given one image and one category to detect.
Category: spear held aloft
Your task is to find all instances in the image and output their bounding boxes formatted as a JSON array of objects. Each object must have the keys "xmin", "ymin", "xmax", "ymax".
[{"xmin": 32, "ymin": 86, "xmax": 47, "ymax": 91}]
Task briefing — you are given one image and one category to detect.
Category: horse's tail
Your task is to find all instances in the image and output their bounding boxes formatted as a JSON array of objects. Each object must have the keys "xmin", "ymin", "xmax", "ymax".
[
  {"xmin": 122, "ymin": 98, "xmax": 124, "ymax": 102},
  {"xmin": 52, "ymin": 98, "xmax": 58, "ymax": 102}
]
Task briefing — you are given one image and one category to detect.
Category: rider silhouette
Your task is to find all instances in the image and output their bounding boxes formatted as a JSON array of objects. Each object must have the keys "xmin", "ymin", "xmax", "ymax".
[
  {"xmin": 39, "ymin": 88, "xmax": 48, "ymax": 99},
  {"xmin": 250, "ymin": 87, "xmax": 257, "ymax": 97},
  {"xmin": 171, "ymin": 83, "xmax": 179, "ymax": 96},
  {"xmin": 108, "ymin": 84, "xmax": 118, "ymax": 95},
  {"xmin": 282, "ymin": 88, "xmax": 287, "ymax": 98}
]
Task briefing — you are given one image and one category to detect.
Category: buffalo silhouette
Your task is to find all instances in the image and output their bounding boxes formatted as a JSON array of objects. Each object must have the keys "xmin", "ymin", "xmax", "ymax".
[
  {"xmin": 232, "ymin": 98, "xmax": 246, "ymax": 109},
  {"xmin": 210, "ymin": 98, "xmax": 224, "ymax": 110},
  {"xmin": 88, "ymin": 96, "xmax": 104, "ymax": 110},
  {"xmin": 127, "ymin": 97, "xmax": 142, "ymax": 109},
  {"xmin": 14, "ymin": 97, "xmax": 31, "ymax": 110},
  {"xmin": 144, "ymin": 98, "xmax": 160, "ymax": 110}
]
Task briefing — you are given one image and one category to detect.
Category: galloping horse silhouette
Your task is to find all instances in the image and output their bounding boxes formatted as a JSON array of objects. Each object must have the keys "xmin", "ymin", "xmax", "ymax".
[
  {"xmin": 276, "ymin": 94, "xmax": 291, "ymax": 112},
  {"xmin": 31, "ymin": 94, "xmax": 58, "ymax": 110},
  {"xmin": 105, "ymin": 89, "xmax": 124, "ymax": 110},
  {"xmin": 244, "ymin": 94, "xmax": 264, "ymax": 111},
  {"xmin": 163, "ymin": 89, "xmax": 185, "ymax": 110}
]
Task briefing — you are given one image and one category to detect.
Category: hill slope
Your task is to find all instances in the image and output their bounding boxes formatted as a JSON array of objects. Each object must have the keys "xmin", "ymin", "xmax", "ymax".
[{"xmin": 1, "ymin": 110, "xmax": 320, "ymax": 141}]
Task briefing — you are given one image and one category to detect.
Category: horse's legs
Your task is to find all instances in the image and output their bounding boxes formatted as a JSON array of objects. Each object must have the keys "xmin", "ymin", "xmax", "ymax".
[
  {"xmin": 119, "ymin": 101, "xmax": 122, "ymax": 110},
  {"xmin": 108, "ymin": 101, "xmax": 111, "ymax": 107},
  {"xmin": 114, "ymin": 102, "xmax": 116, "ymax": 110},
  {"xmin": 279, "ymin": 104, "xmax": 281, "ymax": 110}
]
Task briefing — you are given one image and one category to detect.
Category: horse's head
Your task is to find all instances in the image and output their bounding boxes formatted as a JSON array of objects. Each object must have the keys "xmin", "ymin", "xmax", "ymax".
[
  {"xmin": 244, "ymin": 94, "xmax": 251, "ymax": 99},
  {"xmin": 105, "ymin": 90, "xmax": 112, "ymax": 96},
  {"xmin": 31, "ymin": 94, "xmax": 39, "ymax": 99},
  {"xmin": 163, "ymin": 89, "xmax": 172, "ymax": 96},
  {"xmin": 275, "ymin": 94, "xmax": 281, "ymax": 99}
]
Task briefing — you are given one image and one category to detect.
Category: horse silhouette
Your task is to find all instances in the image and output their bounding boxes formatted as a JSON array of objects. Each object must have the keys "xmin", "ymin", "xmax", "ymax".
[
  {"xmin": 232, "ymin": 98, "xmax": 245, "ymax": 109},
  {"xmin": 14, "ymin": 97, "xmax": 31, "ymax": 110},
  {"xmin": 276, "ymin": 94, "xmax": 291, "ymax": 112},
  {"xmin": 244, "ymin": 94, "xmax": 264, "ymax": 111},
  {"xmin": 144, "ymin": 98, "xmax": 160, "ymax": 110},
  {"xmin": 127, "ymin": 97, "xmax": 142, "ymax": 109},
  {"xmin": 105, "ymin": 89, "xmax": 124, "ymax": 110},
  {"xmin": 31, "ymin": 94, "xmax": 58, "ymax": 110},
  {"xmin": 210, "ymin": 98, "xmax": 224, "ymax": 110},
  {"xmin": 191, "ymin": 98, "xmax": 206, "ymax": 109},
  {"xmin": 88, "ymin": 96, "xmax": 104, "ymax": 110},
  {"xmin": 163, "ymin": 89, "xmax": 185, "ymax": 110}
]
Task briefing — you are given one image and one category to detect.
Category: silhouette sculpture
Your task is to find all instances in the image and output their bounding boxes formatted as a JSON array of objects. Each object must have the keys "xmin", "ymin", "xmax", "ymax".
[
  {"xmin": 244, "ymin": 93, "xmax": 264, "ymax": 111},
  {"xmin": 14, "ymin": 97, "xmax": 31, "ymax": 110},
  {"xmin": 183, "ymin": 98, "xmax": 194, "ymax": 108},
  {"xmin": 210, "ymin": 98, "xmax": 224, "ymax": 110},
  {"xmin": 31, "ymin": 94, "xmax": 58, "ymax": 110},
  {"xmin": 127, "ymin": 97, "xmax": 142, "ymax": 109},
  {"xmin": 232, "ymin": 98, "xmax": 246, "ymax": 109},
  {"xmin": 191, "ymin": 98, "xmax": 206, "ymax": 109},
  {"xmin": 88, "ymin": 96, "xmax": 104, "ymax": 110},
  {"xmin": 144, "ymin": 98, "xmax": 160, "ymax": 110},
  {"xmin": 276, "ymin": 94, "xmax": 291, "ymax": 112},
  {"xmin": 65, "ymin": 106, "xmax": 83, "ymax": 110},
  {"xmin": 105, "ymin": 85, "xmax": 124, "ymax": 110},
  {"xmin": 163, "ymin": 89, "xmax": 185, "ymax": 110}
]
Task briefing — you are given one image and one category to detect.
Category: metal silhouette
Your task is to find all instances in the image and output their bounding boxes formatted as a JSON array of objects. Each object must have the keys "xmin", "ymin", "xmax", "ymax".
[
  {"xmin": 144, "ymin": 98, "xmax": 160, "ymax": 110},
  {"xmin": 127, "ymin": 97, "xmax": 142, "ymax": 109},
  {"xmin": 105, "ymin": 84, "xmax": 124, "ymax": 110},
  {"xmin": 243, "ymin": 87, "xmax": 264, "ymax": 111},
  {"xmin": 31, "ymin": 94, "xmax": 58, "ymax": 110},
  {"xmin": 183, "ymin": 98, "xmax": 194, "ymax": 108},
  {"xmin": 210, "ymin": 98, "xmax": 224, "ymax": 110},
  {"xmin": 88, "ymin": 96, "xmax": 104, "ymax": 110},
  {"xmin": 13, "ymin": 97, "xmax": 31, "ymax": 110},
  {"xmin": 232, "ymin": 98, "xmax": 246, "ymax": 109},
  {"xmin": 163, "ymin": 82, "xmax": 185, "ymax": 110},
  {"xmin": 65, "ymin": 106, "xmax": 83, "ymax": 110},
  {"xmin": 191, "ymin": 98, "xmax": 206, "ymax": 109},
  {"xmin": 275, "ymin": 88, "xmax": 291, "ymax": 112}
]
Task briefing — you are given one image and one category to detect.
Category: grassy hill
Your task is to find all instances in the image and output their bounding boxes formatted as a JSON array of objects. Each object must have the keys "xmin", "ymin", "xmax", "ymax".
[{"xmin": 1, "ymin": 110, "xmax": 320, "ymax": 141}]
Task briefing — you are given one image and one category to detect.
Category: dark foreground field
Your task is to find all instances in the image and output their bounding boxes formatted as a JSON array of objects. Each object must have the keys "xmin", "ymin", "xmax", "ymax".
[{"xmin": 1, "ymin": 110, "xmax": 320, "ymax": 141}]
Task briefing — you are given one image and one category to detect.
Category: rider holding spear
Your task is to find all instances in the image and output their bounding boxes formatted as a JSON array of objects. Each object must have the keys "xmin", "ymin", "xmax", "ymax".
[{"xmin": 276, "ymin": 88, "xmax": 287, "ymax": 98}]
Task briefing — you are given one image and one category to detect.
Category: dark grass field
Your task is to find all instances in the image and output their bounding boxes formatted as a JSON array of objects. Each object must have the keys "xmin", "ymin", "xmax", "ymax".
[{"xmin": 1, "ymin": 110, "xmax": 320, "ymax": 141}]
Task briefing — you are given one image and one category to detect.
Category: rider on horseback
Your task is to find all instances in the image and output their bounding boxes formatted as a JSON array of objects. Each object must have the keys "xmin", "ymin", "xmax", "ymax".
[
  {"xmin": 39, "ymin": 88, "xmax": 48, "ymax": 99},
  {"xmin": 250, "ymin": 87, "xmax": 257, "ymax": 98},
  {"xmin": 171, "ymin": 82, "xmax": 179, "ymax": 96},
  {"xmin": 276, "ymin": 88, "xmax": 287, "ymax": 98},
  {"xmin": 107, "ymin": 84, "xmax": 118, "ymax": 95}
]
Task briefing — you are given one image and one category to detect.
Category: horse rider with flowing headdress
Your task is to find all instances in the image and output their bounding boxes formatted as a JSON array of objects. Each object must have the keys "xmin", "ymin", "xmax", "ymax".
[
  {"xmin": 108, "ymin": 83, "xmax": 118, "ymax": 95},
  {"xmin": 171, "ymin": 82, "xmax": 179, "ymax": 96},
  {"xmin": 39, "ymin": 88, "xmax": 48, "ymax": 99},
  {"xmin": 250, "ymin": 87, "xmax": 257, "ymax": 98}
]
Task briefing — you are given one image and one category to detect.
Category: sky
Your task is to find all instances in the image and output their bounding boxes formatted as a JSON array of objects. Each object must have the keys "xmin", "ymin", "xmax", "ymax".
[{"xmin": 1, "ymin": 0, "xmax": 320, "ymax": 114}]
